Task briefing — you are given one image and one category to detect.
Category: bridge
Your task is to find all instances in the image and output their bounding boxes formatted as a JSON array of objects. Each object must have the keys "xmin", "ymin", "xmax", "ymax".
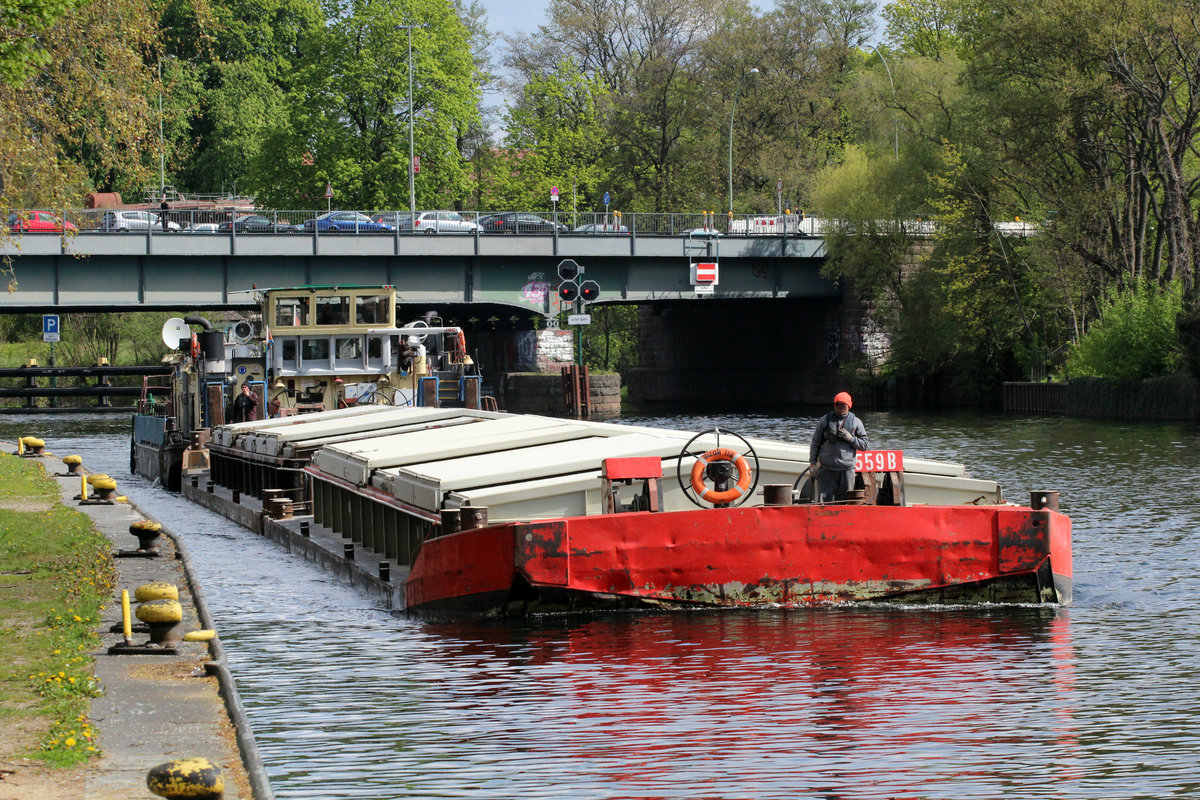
[{"xmin": 1, "ymin": 229, "xmax": 829, "ymax": 313}]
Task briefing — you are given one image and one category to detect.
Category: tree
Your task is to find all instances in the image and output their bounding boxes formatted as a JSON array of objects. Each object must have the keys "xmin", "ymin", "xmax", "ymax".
[
  {"xmin": 1067, "ymin": 279, "xmax": 1184, "ymax": 381},
  {"xmin": 0, "ymin": 0, "xmax": 161, "ymax": 208},
  {"xmin": 491, "ymin": 60, "xmax": 612, "ymax": 211},
  {"xmin": 508, "ymin": 0, "xmax": 739, "ymax": 211},
  {"xmin": 155, "ymin": 0, "xmax": 323, "ymax": 195},
  {"xmin": 247, "ymin": 0, "xmax": 482, "ymax": 209},
  {"xmin": 0, "ymin": 0, "xmax": 85, "ymax": 85},
  {"xmin": 965, "ymin": 0, "xmax": 1200, "ymax": 301},
  {"xmin": 583, "ymin": 304, "xmax": 638, "ymax": 376}
]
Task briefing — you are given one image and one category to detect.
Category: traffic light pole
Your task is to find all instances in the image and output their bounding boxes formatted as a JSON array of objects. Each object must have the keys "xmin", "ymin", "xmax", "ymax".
[{"xmin": 576, "ymin": 299, "xmax": 583, "ymax": 366}]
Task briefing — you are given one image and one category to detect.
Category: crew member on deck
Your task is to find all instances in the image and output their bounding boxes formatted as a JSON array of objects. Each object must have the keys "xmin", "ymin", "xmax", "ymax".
[
  {"xmin": 809, "ymin": 391, "xmax": 868, "ymax": 502},
  {"xmin": 230, "ymin": 382, "xmax": 260, "ymax": 423}
]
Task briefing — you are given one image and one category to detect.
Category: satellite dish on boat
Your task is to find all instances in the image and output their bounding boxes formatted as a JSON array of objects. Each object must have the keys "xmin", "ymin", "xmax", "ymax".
[{"xmin": 161, "ymin": 317, "xmax": 190, "ymax": 349}]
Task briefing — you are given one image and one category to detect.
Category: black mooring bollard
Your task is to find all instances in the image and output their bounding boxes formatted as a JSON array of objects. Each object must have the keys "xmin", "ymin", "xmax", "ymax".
[
  {"xmin": 231, "ymin": 489, "xmax": 240, "ymax": 504},
  {"xmin": 206, "ymin": 481, "xmax": 214, "ymax": 493},
  {"xmin": 379, "ymin": 561, "xmax": 390, "ymax": 582},
  {"xmin": 344, "ymin": 543, "xmax": 354, "ymax": 561},
  {"xmin": 300, "ymin": 521, "xmax": 310, "ymax": 537},
  {"xmin": 191, "ymin": 475, "xmax": 199, "ymax": 488}
]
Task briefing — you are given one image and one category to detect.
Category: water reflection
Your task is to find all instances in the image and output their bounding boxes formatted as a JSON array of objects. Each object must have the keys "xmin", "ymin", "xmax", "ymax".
[{"xmin": 5, "ymin": 411, "xmax": 1200, "ymax": 798}]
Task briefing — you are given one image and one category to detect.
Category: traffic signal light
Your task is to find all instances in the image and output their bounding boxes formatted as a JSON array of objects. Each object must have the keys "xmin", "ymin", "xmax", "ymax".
[
  {"xmin": 558, "ymin": 281, "xmax": 580, "ymax": 302},
  {"xmin": 557, "ymin": 259, "xmax": 582, "ymax": 281},
  {"xmin": 579, "ymin": 280, "xmax": 600, "ymax": 302}
]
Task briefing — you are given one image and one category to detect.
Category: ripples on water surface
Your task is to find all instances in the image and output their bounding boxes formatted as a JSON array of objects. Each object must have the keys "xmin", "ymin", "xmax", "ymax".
[{"xmin": 8, "ymin": 410, "xmax": 1200, "ymax": 798}]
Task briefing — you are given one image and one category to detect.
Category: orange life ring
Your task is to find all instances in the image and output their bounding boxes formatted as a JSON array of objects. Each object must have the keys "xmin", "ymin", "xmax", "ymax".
[
  {"xmin": 190, "ymin": 334, "xmax": 200, "ymax": 359},
  {"xmin": 457, "ymin": 329, "xmax": 466, "ymax": 353},
  {"xmin": 689, "ymin": 447, "xmax": 752, "ymax": 504}
]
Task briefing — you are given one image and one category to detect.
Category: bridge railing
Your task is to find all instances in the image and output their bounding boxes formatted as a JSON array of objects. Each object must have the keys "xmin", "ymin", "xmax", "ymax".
[
  {"xmin": 10, "ymin": 209, "xmax": 829, "ymax": 238},
  {"xmin": 4, "ymin": 208, "xmax": 1044, "ymax": 239}
]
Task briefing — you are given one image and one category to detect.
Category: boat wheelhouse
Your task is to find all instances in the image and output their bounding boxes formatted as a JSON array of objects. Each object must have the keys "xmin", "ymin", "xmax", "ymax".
[{"xmin": 132, "ymin": 284, "xmax": 487, "ymax": 491}]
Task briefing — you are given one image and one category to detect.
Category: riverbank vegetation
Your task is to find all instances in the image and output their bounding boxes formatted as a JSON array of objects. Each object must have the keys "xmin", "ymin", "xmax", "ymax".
[
  {"xmin": 0, "ymin": 453, "xmax": 114, "ymax": 766},
  {"xmin": 4, "ymin": 0, "xmax": 1200, "ymax": 396}
]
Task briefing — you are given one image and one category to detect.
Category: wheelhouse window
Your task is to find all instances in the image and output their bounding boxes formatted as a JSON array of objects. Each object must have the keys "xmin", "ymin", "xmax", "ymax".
[
  {"xmin": 315, "ymin": 295, "xmax": 350, "ymax": 325},
  {"xmin": 356, "ymin": 294, "xmax": 390, "ymax": 325},
  {"xmin": 334, "ymin": 336, "xmax": 364, "ymax": 369},
  {"xmin": 366, "ymin": 336, "xmax": 385, "ymax": 371},
  {"xmin": 275, "ymin": 297, "xmax": 309, "ymax": 327},
  {"xmin": 280, "ymin": 339, "xmax": 298, "ymax": 370},
  {"xmin": 301, "ymin": 338, "xmax": 330, "ymax": 364}
]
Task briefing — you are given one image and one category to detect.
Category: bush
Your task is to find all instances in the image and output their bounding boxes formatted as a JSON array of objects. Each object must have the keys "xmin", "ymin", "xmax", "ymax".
[{"xmin": 1067, "ymin": 279, "xmax": 1183, "ymax": 382}]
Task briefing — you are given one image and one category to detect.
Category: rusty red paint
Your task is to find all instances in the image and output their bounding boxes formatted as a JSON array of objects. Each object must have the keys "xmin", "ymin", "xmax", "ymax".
[{"xmin": 406, "ymin": 504, "xmax": 1072, "ymax": 615}]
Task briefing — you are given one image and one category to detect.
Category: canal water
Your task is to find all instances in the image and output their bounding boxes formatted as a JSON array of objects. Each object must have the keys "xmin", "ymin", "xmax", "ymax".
[{"xmin": 6, "ymin": 410, "xmax": 1200, "ymax": 799}]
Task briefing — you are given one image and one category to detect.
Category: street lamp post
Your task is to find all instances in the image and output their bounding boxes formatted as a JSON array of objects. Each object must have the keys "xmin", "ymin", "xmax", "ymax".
[
  {"xmin": 867, "ymin": 45, "xmax": 898, "ymax": 161},
  {"xmin": 728, "ymin": 67, "xmax": 759, "ymax": 214},
  {"xmin": 396, "ymin": 24, "xmax": 423, "ymax": 218},
  {"xmin": 157, "ymin": 60, "xmax": 165, "ymax": 196}
]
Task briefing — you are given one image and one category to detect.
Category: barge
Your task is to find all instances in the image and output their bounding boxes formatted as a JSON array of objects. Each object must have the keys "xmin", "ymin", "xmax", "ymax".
[{"xmin": 193, "ymin": 406, "xmax": 1072, "ymax": 617}]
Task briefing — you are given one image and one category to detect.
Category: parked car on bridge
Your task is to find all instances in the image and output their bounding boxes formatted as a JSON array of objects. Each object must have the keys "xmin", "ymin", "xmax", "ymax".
[
  {"xmin": 218, "ymin": 214, "xmax": 292, "ymax": 233},
  {"xmin": 572, "ymin": 222, "xmax": 629, "ymax": 235},
  {"xmin": 301, "ymin": 211, "xmax": 394, "ymax": 234},
  {"xmin": 682, "ymin": 228, "xmax": 722, "ymax": 238},
  {"xmin": 6, "ymin": 210, "xmax": 77, "ymax": 233},
  {"xmin": 380, "ymin": 210, "xmax": 479, "ymax": 233},
  {"xmin": 98, "ymin": 209, "xmax": 182, "ymax": 232},
  {"xmin": 475, "ymin": 212, "xmax": 568, "ymax": 234}
]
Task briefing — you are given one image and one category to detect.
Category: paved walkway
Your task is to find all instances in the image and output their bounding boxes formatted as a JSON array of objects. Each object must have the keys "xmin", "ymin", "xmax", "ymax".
[{"xmin": 9, "ymin": 446, "xmax": 257, "ymax": 799}]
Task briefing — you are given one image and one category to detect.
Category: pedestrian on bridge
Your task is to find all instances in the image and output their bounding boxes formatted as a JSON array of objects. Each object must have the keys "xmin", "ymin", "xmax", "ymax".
[{"xmin": 809, "ymin": 391, "xmax": 868, "ymax": 502}]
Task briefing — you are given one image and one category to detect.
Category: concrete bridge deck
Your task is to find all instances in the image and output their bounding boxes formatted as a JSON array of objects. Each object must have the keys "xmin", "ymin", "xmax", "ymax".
[{"xmin": 1, "ymin": 232, "xmax": 829, "ymax": 311}]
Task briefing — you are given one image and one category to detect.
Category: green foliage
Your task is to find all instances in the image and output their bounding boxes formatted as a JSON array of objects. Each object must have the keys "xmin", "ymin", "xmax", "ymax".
[
  {"xmin": 247, "ymin": 0, "xmax": 481, "ymax": 209},
  {"xmin": 1067, "ymin": 280, "xmax": 1184, "ymax": 382},
  {"xmin": 582, "ymin": 304, "xmax": 638, "ymax": 376},
  {"xmin": 882, "ymin": 0, "xmax": 969, "ymax": 59},
  {"xmin": 0, "ymin": 0, "xmax": 159, "ymax": 209},
  {"xmin": 0, "ymin": 0, "xmax": 86, "ymax": 86},
  {"xmin": 490, "ymin": 61, "xmax": 612, "ymax": 211}
]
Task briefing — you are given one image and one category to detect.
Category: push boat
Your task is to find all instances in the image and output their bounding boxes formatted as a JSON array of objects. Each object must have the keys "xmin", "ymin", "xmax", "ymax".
[
  {"xmin": 131, "ymin": 284, "xmax": 488, "ymax": 491},
  {"xmin": 191, "ymin": 406, "xmax": 1072, "ymax": 617}
]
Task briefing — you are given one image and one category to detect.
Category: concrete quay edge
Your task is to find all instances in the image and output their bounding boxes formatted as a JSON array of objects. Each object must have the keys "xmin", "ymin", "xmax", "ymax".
[{"xmin": 5, "ymin": 444, "xmax": 272, "ymax": 800}]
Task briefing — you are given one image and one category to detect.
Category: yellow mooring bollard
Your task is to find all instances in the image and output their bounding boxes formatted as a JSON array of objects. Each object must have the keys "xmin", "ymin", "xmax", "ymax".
[
  {"xmin": 146, "ymin": 757, "xmax": 224, "ymax": 800},
  {"xmin": 80, "ymin": 474, "xmax": 88, "ymax": 502},
  {"xmin": 120, "ymin": 589, "xmax": 133, "ymax": 646},
  {"xmin": 16, "ymin": 437, "xmax": 23, "ymax": 456}
]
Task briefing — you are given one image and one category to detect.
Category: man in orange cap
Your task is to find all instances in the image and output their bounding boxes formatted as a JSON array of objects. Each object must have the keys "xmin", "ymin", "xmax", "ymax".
[{"xmin": 808, "ymin": 391, "xmax": 868, "ymax": 502}]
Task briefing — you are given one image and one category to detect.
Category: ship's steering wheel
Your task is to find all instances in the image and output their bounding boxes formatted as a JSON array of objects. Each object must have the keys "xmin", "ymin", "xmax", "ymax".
[{"xmin": 676, "ymin": 427, "xmax": 760, "ymax": 508}]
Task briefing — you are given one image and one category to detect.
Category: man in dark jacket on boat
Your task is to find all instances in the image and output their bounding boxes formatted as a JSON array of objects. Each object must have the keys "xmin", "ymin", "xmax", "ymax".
[
  {"xmin": 230, "ymin": 382, "xmax": 259, "ymax": 423},
  {"xmin": 809, "ymin": 391, "xmax": 868, "ymax": 502}
]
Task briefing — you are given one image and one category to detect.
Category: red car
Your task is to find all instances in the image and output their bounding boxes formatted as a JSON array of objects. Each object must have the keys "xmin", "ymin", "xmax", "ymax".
[{"xmin": 7, "ymin": 211, "xmax": 77, "ymax": 233}]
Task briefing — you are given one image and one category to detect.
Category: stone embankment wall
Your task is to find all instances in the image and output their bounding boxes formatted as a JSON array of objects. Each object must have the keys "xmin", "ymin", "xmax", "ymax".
[
  {"xmin": 503, "ymin": 372, "xmax": 621, "ymax": 419},
  {"xmin": 1003, "ymin": 374, "xmax": 1200, "ymax": 419},
  {"xmin": 1066, "ymin": 374, "xmax": 1200, "ymax": 420}
]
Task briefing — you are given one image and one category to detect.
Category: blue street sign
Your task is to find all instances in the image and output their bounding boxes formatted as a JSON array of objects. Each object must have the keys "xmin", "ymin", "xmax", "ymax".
[
  {"xmin": 42, "ymin": 314, "xmax": 60, "ymax": 342},
  {"xmin": 603, "ymin": 192, "xmax": 611, "ymax": 206}
]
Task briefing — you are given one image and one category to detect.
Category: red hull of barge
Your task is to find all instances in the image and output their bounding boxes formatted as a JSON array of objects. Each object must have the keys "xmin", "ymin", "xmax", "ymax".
[{"xmin": 405, "ymin": 503, "xmax": 1072, "ymax": 616}]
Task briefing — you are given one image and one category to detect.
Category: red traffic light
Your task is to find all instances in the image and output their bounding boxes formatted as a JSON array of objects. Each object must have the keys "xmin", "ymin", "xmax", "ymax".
[
  {"xmin": 580, "ymin": 279, "xmax": 600, "ymax": 302},
  {"xmin": 558, "ymin": 280, "xmax": 580, "ymax": 302}
]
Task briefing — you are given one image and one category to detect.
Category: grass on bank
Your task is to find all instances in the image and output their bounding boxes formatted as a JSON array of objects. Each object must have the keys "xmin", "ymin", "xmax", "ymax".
[{"xmin": 0, "ymin": 452, "xmax": 115, "ymax": 766}]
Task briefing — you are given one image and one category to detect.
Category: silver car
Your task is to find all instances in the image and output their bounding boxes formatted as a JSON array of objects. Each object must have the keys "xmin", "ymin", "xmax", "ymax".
[
  {"xmin": 99, "ymin": 209, "xmax": 182, "ymax": 232},
  {"xmin": 390, "ymin": 211, "xmax": 480, "ymax": 233}
]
